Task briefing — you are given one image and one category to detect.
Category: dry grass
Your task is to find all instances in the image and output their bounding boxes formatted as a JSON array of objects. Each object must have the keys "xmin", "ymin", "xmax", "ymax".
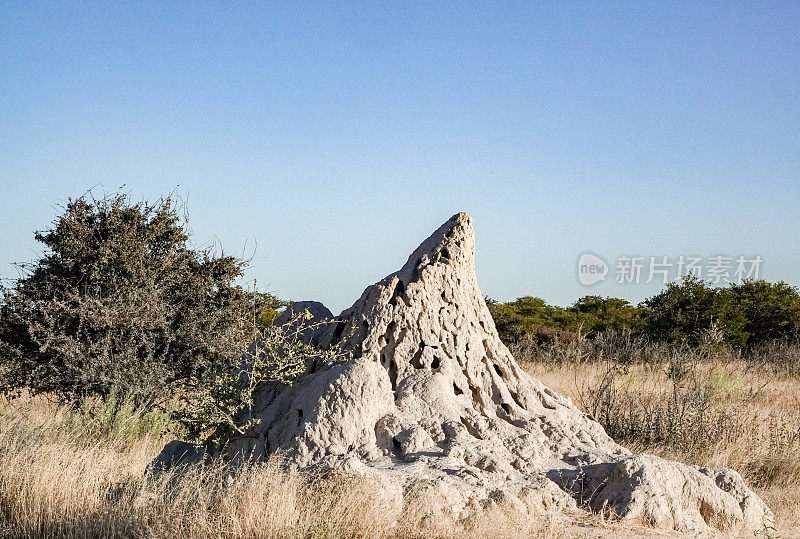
[
  {"xmin": 526, "ymin": 359, "xmax": 800, "ymax": 537},
  {"xmin": 2, "ymin": 340, "xmax": 798, "ymax": 536},
  {"xmin": 0, "ymin": 395, "xmax": 591, "ymax": 538}
]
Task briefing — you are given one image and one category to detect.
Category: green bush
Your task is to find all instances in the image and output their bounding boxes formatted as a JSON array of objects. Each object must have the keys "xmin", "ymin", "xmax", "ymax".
[
  {"xmin": 174, "ymin": 317, "xmax": 339, "ymax": 451},
  {"xmin": 0, "ymin": 191, "xmax": 281, "ymax": 407},
  {"xmin": 487, "ymin": 295, "xmax": 638, "ymax": 345},
  {"xmin": 569, "ymin": 295, "xmax": 639, "ymax": 334},
  {"xmin": 638, "ymin": 275, "xmax": 747, "ymax": 346},
  {"xmin": 727, "ymin": 280, "xmax": 800, "ymax": 346},
  {"xmin": 489, "ymin": 277, "xmax": 800, "ymax": 353},
  {"xmin": 639, "ymin": 276, "xmax": 800, "ymax": 348}
]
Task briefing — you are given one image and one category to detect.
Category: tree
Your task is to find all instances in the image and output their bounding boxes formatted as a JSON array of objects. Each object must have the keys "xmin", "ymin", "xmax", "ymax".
[
  {"xmin": 569, "ymin": 295, "xmax": 638, "ymax": 334},
  {"xmin": 486, "ymin": 296, "xmax": 582, "ymax": 344},
  {"xmin": 638, "ymin": 275, "xmax": 747, "ymax": 346},
  {"xmin": 0, "ymin": 191, "xmax": 281, "ymax": 406},
  {"xmin": 727, "ymin": 280, "xmax": 800, "ymax": 346}
]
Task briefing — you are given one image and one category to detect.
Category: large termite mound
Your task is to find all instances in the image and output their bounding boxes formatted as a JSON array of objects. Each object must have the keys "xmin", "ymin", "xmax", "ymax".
[{"xmin": 161, "ymin": 213, "xmax": 772, "ymax": 535}]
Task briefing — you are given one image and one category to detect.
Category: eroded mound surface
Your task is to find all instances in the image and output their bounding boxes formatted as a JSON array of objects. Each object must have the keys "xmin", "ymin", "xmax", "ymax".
[{"xmin": 160, "ymin": 213, "xmax": 772, "ymax": 535}]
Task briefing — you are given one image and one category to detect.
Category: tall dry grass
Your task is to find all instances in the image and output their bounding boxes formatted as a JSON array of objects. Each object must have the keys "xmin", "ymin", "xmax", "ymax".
[
  {"xmin": 0, "ymin": 395, "xmax": 588, "ymax": 538},
  {"xmin": 2, "ymin": 331, "xmax": 798, "ymax": 537},
  {"xmin": 520, "ymin": 333, "xmax": 800, "ymax": 537}
]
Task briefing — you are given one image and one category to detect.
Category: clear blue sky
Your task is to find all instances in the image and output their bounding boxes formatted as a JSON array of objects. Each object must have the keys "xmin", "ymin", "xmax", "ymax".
[{"xmin": 1, "ymin": 2, "xmax": 798, "ymax": 313}]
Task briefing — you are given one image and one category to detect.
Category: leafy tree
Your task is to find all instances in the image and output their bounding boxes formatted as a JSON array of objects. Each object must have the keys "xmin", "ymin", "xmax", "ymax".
[
  {"xmin": 487, "ymin": 296, "xmax": 580, "ymax": 344},
  {"xmin": 569, "ymin": 295, "xmax": 638, "ymax": 334},
  {"xmin": 638, "ymin": 275, "xmax": 747, "ymax": 346},
  {"xmin": 489, "ymin": 278, "xmax": 800, "ymax": 351},
  {"xmin": 727, "ymin": 280, "xmax": 800, "ymax": 346},
  {"xmin": 488, "ymin": 296, "xmax": 548, "ymax": 344},
  {"xmin": 487, "ymin": 294, "xmax": 641, "ymax": 345},
  {"xmin": 0, "ymin": 191, "xmax": 281, "ymax": 406}
]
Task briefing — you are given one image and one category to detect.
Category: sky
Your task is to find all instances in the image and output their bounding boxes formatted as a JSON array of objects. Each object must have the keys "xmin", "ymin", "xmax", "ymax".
[{"xmin": 1, "ymin": 2, "xmax": 798, "ymax": 313}]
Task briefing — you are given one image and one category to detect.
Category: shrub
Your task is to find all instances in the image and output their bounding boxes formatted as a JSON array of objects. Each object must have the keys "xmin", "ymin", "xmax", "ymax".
[
  {"xmin": 487, "ymin": 295, "xmax": 638, "ymax": 346},
  {"xmin": 579, "ymin": 340, "xmax": 740, "ymax": 453},
  {"xmin": 174, "ymin": 314, "xmax": 339, "ymax": 451},
  {"xmin": 487, "ymin": 296, "xmax": 579, "ymax": 344},
  {"xmin": 639, "ymin": 276, "xmax": 800, "ymax": 348},
  {"xmin": 638, "ymin": 275, "xmax": 747, "ymax": 347},
  {"xmin": 727, "ymin": 280, "xmax": 800, "ymax": 346},
  {"xmin": 569, "ymin": 295, "xmax": 639, "ymax": 334},
  {"xmin": 0, "ymin": 191, "xmax": 281, "ymax": 407}
]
